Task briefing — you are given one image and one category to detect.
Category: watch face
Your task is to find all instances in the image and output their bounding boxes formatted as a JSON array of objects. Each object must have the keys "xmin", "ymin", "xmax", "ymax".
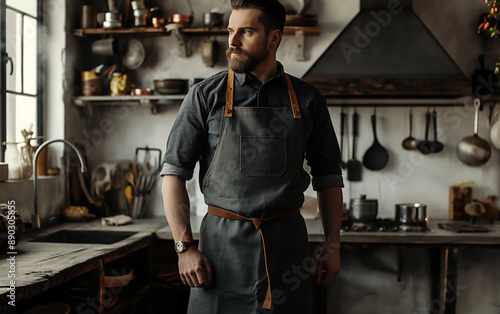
[{"xmin": 175, "ymin": 241, "xmax": 184, "ymax": 252}]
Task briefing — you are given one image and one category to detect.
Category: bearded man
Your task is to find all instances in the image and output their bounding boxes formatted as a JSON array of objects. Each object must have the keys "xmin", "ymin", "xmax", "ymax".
[{"xmin": 161, "ymin": 0, "xmax": 344, "ymax": 312}]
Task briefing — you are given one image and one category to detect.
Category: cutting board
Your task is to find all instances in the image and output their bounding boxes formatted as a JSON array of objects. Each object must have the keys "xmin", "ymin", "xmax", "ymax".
[{"xmin": 438, "ymin": 222, "xmax": 489, "ymax": 233}]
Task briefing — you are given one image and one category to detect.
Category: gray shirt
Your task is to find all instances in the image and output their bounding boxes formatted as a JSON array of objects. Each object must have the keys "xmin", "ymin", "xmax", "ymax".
[{"xmin": 161, "ymin": 62, "xmax": 344, "ymax": 191}]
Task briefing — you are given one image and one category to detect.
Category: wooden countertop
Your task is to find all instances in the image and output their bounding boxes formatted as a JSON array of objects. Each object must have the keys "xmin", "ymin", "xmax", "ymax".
[
  {"xmin": 2, "ymin": 215, "xmax": 499, "ymax": 304},
  {"xmin": 156, "ymin": 215, "xmax": 500, "ymax": 246},
  {"xmin": 0, "ymin": 217, "xmax": 167, "ymax": 302}
]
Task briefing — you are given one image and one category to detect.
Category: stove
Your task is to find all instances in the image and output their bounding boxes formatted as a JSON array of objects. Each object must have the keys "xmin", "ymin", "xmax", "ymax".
[{"xmin": 341, "ymin": 219, "xmax": 428, "ymax": 232}]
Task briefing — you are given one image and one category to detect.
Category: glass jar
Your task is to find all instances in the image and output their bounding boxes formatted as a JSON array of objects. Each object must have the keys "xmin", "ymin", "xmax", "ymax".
[
  {"xmin": 110, "ymin": 72, "xmax": 128, "ymax": 95},
  {"xmin": 4, "ymin": 143, "xmax": 21, "ymax": 180}
]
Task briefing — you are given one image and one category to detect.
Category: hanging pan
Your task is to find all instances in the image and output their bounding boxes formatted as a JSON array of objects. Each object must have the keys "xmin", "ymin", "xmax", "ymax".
[{"xmin": 457, "ymin": 98, "xmax": 491, "ymax": 166}]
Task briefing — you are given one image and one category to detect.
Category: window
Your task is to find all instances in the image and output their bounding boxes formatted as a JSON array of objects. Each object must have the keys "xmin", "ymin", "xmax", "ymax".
[{"xmin": 0, "ymin": 0, "xmax": 42, "ymax": 161}]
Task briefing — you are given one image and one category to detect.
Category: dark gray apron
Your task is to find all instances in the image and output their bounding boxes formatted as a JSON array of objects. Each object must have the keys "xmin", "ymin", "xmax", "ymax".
[{"xmin": 188, "ymin": 70, "xmax": 312, "ymax": 314}]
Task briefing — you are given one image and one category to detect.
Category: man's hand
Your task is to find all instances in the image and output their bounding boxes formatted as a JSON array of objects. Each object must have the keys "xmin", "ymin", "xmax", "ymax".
[
  {"xmin": 178, "ymin": 246, "xmax": 213, "ymax": 287},
  {"xmin": 315, "ymin": 246, "xmax": 340, "ymax": 286},
  {"xmin": 316, "ymin": 186, "xmax": 342, "ymax": 286}
]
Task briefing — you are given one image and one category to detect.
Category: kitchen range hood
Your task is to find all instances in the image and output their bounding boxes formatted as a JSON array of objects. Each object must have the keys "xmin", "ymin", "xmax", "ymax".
[{"xmin": 303, "ymin": 0, "xmax": 471, "ymax": 98}]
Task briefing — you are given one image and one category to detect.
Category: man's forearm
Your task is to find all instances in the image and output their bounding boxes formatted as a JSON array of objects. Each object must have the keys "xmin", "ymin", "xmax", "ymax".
[
  {"xmin": 317, "ymin": 186, "xmax": 343, "ymax": 247},
  {"xmin": 162, "ymin": 175, "xmax": 193, "ymax": 242}
]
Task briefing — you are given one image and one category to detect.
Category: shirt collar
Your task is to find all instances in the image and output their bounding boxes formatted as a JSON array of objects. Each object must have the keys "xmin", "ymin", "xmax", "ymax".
[{"xmin": 233, "ymin": 61, "xmax": 287, "ymax": 87}]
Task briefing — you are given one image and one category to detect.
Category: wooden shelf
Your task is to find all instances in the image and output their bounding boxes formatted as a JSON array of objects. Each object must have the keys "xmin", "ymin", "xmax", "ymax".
[
  {"xmin": 303, "ymin": 78, "xmax": 473, "ymax": 98},
  {"xmin": 72, "ymin": 25, "xmax": 319, "ymax": 60},
  {"xmin": 482, "ymin": 95, "xmax": 500, "ymax": 103},
  {"xmin": 73, "ymin": 95, "xmax": 185, "ymax": 103},
  {"xmin": 73, "ymin": 95, "xmax": 185, "ymax": 115},
  {"xmin": 72, "ymin": 25, "xmax": 320, "ymax": 37},
  {"xmin": 73, "ymin": 26, "xmax": 166, "ymax": 36},
  {"xmin": 179, "ymin": 26, "xmax": 320, "ymax": 36}
]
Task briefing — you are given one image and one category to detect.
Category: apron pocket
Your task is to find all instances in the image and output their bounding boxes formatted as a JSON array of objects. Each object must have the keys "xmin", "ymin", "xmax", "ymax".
[{"xmin": 240, "ymin": 136, "xmax": 287, "ymax": 177}]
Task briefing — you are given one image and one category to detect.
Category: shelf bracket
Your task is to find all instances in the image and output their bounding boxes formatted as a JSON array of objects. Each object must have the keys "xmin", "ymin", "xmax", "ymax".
[
  {"xmin": 168, "ymin": 25, "xmax": 190, "ymax": 58},
  {"xmin": 295, "ymin": 30, "xmax": 306, "ymax": 61},
  {"xmin": 140, "ymin": 98, "xmax": 158, "ymax": 114},
  {"xmin": 85, "ymin": 104, "xmax": 94, "ymax": 118}
]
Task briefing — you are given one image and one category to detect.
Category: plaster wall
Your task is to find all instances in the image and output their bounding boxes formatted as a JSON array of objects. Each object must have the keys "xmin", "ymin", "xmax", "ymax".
[{"xmin": 68, "ymin": 0, "xmax": 499, "ymax": 220}]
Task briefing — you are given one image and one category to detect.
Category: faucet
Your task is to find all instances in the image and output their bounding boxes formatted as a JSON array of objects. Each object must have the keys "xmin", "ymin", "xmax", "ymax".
[{"xmin": 32, "ymin": 139, "xmax": 86, "ymax": 229}]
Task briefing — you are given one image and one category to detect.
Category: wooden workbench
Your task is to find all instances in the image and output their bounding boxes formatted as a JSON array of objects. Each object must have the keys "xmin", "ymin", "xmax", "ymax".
[{"xmin": 157, "ymin": 216, "xmax": 500, "ymax": 314}]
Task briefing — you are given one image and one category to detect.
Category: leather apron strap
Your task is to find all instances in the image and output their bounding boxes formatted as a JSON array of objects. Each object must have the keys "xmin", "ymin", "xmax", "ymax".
[
  {"xmin": 224, "ymin": 70, "xmax": 301, "ymax": 119},
  {"xmin": 225, "ymin": 70, "xmax": 235, "ymax": 117},
  {"xmin": 208, "ymin": 206, "xmax": 301, "ymax": 310}
]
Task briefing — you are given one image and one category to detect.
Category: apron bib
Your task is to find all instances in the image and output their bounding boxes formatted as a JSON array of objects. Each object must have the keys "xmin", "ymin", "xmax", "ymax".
[{"xmin": 188, "ymin": 70, "xmax": 312, "ymax": 314}]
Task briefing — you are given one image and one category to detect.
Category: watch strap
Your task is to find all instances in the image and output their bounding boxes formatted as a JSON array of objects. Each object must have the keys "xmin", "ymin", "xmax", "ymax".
[{"xmin": 175, "ymin": 240, "xmax": 195, "ymax": 253}]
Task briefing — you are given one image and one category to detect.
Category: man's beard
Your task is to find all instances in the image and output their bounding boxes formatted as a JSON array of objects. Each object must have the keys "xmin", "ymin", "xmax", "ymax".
[{"xmin": 226, "ymin": 46, "xmax": 269, "ymax": 73}]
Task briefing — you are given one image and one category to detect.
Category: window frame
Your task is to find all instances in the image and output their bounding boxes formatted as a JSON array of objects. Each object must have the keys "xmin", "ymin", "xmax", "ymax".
[{"xmin": 0, "ymin": 0, "xmax": 43, "ymax": 161}]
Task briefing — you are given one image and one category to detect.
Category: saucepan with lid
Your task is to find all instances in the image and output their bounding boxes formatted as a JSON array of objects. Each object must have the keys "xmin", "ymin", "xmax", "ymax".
[
  {"xmin": 349, "ymin": 194, "xmax": 378, "ymax": 222},
  {"xmin": 395, "ymin": 203, "xmax": 427, "ymax": 230}
]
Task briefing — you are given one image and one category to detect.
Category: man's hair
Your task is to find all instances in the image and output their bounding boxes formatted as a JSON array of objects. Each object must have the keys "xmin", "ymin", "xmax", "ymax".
[{"xmin": 230, "ymin": 0, "xmax": 286, "ymax": 36}]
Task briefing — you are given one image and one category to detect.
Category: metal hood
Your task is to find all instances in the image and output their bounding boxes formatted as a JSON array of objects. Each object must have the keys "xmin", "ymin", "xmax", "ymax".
[{"xmin": 303, "ymin": 0, "xmax": 471, "ymax": 98}]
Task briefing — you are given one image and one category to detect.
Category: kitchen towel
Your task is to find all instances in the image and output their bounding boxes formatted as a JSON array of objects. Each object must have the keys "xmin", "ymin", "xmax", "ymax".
[{"xmin": 101, "ymin": 214, "xmax": 133, "ymax": 226}]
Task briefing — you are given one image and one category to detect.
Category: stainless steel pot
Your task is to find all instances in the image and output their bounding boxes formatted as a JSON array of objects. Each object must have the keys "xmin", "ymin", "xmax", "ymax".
[
  {"xmin": 395, "ymin": 203, "xmax": 427, "ymax": 226},
  {"xmin": 203, "ymin": 12, "xmax": 224, "ymax": 27},
  {"xmin": 349, "ymin": 194, "xmax": 378, "ymax": 222}
]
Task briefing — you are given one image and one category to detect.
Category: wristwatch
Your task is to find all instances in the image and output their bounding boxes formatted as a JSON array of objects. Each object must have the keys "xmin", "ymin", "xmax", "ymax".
[{"xmin": 175, "ymin": 240, "xmax": 195, "ymax": 253}]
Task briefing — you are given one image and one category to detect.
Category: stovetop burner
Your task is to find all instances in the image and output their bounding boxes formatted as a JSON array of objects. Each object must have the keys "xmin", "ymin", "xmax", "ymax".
[{"xmin": 341, "ymin": 219, "xmax": 427, "ymax": 232}]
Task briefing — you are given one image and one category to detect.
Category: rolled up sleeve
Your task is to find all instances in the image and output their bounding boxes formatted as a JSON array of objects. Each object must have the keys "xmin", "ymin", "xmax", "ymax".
[
  {"xmin": 305, "ymin": 91, "xmax": 344, "ymax": 191},
  {"xmin": 160, "ymin": 162, "xmax": 194, "ymax": 181},
  {"xmin": 312, "ymin": 174, "xmax": 344, "ymax": 191},
  {"xmin": 161, "ymin": 85, "xmax": 208, "ymax": 181}
]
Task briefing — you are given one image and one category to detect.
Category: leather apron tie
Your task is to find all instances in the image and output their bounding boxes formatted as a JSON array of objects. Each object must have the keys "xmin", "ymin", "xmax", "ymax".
[{"xmin": 208, "ymin": 205, "xmax": 301, "ymax": 309}]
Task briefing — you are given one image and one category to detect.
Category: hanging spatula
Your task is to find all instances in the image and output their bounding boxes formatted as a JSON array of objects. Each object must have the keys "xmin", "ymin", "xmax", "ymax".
[
  {"xmin": 347, "ymin": 109, "xmax": 361, "ymax": 181},
  {"xmin": 340, "ymin": 108, "xmax": 347, "ymax": 169}
]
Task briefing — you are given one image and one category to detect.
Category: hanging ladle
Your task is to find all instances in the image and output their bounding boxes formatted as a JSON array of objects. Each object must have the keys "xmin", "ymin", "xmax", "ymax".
[
  {"xmin": 402, "ymin": 108, "xmax": 418, "ymax": 150},
  {"xmin": 430, "ymin": 108, "xmax": 444, "ymax": 153},
  {"xmin": 417, "ymin": 109, "xmax": 433, "ymax": 154},
  {"xmin": 362, "ymin": 108, "xmax": 389, "ymax": 171}
]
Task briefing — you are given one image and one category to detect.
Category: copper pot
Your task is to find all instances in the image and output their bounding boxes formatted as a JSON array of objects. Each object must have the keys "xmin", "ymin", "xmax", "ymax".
[
  {"xmin": 168, "ymin": 14, "xmax": 193, "ymax": 27},
  {"xmin": 152, "ymin": 17, "xmax": 166, "ymax": 28},
  {"xmin": 131, "ymin": 88, "xmax": 154, "ymax": 96}
]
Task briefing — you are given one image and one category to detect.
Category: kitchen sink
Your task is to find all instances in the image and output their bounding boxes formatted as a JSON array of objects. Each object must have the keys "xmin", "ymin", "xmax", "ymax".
[{"xmin": 29, "ymin": 230, "xmax": 137, "ymax": 245}]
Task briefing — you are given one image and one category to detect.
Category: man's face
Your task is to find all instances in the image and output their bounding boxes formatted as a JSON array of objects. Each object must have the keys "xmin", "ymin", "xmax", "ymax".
[{"xmin": 226, "ymin": 8, "xmax": 270, "ymax": 73}]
